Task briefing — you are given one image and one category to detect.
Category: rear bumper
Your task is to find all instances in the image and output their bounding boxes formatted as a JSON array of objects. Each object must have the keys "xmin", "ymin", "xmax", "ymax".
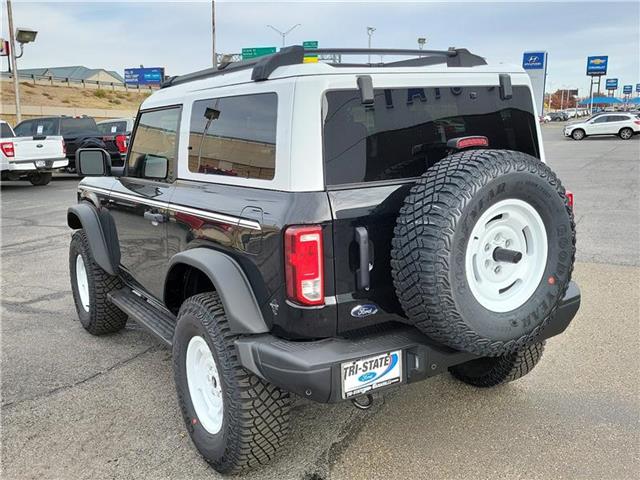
[
  {"xmin": 1, "ymin": 158, "xmax": 68, "ymax": 173},
  {"xmin": 236, "ymin": 282, "xmax": 581, "ymax": 403}
]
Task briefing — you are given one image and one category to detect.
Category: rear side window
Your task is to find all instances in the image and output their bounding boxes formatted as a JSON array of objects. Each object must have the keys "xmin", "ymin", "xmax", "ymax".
[
  {"xmin": 607, "ymin": 115, "xmax": 629, "ymax": 122},
  {"xmin": 188, "ymin": 93, "xmax": 277, "ymax": 180},
  {"xmin": 0, "ymin": 123, "xmax": 14, "ymax": 138},
  {"xmin": 97, "ymin": 121, "xmax": 128, "ymax": 134},
  {"xmin": 127, "ymin": 107, "xmax": 181, "ymax": 180},
  {"xmin": 14, "ymin": 120, "xmax": 34, "ymax": 136},
  {"xmin": 323, "ymin": 86, "xmax": 539, "ymax": 185},
  {"xmin": 60, "ymin": 117, "xmax": 98, "ymax": 135}
]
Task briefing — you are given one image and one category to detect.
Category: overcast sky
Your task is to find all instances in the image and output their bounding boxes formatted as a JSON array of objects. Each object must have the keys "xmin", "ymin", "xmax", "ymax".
[{"xmin": 2, "ymin": 0, "xmax": 639, "ymax": 96}]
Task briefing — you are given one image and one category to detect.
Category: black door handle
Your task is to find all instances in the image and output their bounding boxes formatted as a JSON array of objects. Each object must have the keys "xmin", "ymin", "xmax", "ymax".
[
  {"xmin": 144, "ymin": 211, "xmax": 165, "ymax": 225},
  {"xmin": 355, "ymin": 227, "xmax": 370, "ymax": 291}
]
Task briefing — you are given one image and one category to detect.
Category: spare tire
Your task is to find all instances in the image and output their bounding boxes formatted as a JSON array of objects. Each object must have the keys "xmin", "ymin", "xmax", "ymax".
[{"xmin": 391, "ymin": 149, "xmax": 575, "ymax": 356}]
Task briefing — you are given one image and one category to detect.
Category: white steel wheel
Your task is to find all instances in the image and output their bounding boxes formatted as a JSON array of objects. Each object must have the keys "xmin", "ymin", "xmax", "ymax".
[
  {"xmin": 186, "ymin": 335, "xmax": 224, "ymax": 435},
  {"xmin": 465, "ymin": 199, "xmax": 548, "ymax": 313},
  {"xmin": 75, "ymin": 254, "xmax": 90, "ymax": 312}
]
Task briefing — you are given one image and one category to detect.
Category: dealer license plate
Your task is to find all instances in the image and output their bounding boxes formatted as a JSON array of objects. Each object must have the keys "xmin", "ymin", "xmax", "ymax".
[
  {"xmin": 341, "ymin": 350, "xmax": 402, "ymax": 399},
  {"xmin": 35, "ymin": 160, "xmax": 46, "ymax": 168}
]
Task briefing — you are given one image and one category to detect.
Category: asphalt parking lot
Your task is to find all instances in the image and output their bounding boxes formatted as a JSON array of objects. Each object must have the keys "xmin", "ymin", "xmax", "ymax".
[{"xmin": 2, "ymin": 124, "xmax": 639, "ymax": 479}]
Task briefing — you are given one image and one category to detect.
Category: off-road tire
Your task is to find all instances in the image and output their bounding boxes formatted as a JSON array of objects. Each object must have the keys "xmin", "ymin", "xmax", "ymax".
[
  {"xmin": 69, "ymin": 230, "xmax": 127, "ymax": 334},
  {"xmin": 173, "ymin": 292, "xmax": 291, "ymax": 474},
  {"xmin": 28, "ymin": 172, "xmax": 52, "ymax": 186},
  {"xmin": 619, "ymin": 127, "xmax": 634, "ymax": 140},
  {"xmin": 391, "ymin": 149, "xmax": 575, "ymax": 357},
  {"xmin": 449, "ymin": 341, "xmax": 545, "ymax": 387},
  {"xmin": 571, "ymin": 129, "xmax": 585, "ymax": 140}
]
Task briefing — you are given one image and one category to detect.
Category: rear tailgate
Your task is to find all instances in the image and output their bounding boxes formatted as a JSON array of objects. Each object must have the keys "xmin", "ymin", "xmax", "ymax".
[{"xmin": 12, "ymin": 136, "xmax": 65, "ymax": 162}]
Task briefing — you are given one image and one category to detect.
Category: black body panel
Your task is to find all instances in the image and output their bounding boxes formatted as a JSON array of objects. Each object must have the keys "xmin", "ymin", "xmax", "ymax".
[
  {"xmin": 167, "ymin": 180, "xmax": 337, "ymax": 339},
  {"xmin": 328, "ymin": 182, "xmax": 415, "ymax": 333}
]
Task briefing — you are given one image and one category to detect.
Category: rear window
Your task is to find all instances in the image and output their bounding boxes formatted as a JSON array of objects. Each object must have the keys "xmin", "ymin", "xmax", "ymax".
[
  {"xmin": 97, "ymin": 121, "xmax": 128, "ymax": 134},
  {"xmin": 188, "ymin": 93, "xmax": 277, "ymax": 180},
  {"xmin": 60, "ymin": 117, "xmax": 98, "ymax": 135},
  {"xmin": 0, "ymin": 123, "xmax": 14, "ymax": 138},
  {"xmin": 323, "ymin": 86, "xmax": 539, "ymax": 185}
]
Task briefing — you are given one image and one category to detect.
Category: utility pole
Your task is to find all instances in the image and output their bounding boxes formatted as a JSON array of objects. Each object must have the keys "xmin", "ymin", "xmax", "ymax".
[
  {"xmin": 366, "ymin": 26, "xmax": 376, "ymax": 63},
  {"xmin": 211, "ymin": 0, "xmax": 216, "ymax": 67},
  {"xmin": 267, "ymin": 24, "xmax": 301, "ymax": 47},
  {"xmin": 6, "ymin": 0, "xmax": 21, "ymax": 123}
]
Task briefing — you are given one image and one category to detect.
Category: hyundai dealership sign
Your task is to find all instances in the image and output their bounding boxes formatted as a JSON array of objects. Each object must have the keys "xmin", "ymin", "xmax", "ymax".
[{"xmin": 522, "ymin": 51, "xmax": 547, "ymax": 115}]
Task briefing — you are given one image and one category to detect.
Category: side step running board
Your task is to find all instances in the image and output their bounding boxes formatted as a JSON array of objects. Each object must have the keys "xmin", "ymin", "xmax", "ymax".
[{"xmin": 108, "ymin": 289, "xmax": 176, "ymax": 346}]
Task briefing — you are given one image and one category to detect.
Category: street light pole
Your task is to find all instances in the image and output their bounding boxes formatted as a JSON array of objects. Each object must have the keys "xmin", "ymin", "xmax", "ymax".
[
  {"xmin": 366, "ymin": 26, "xmax": 376, "ymax": 63},
  {"xmin": 267, "ymin": 24, "xmax": 301, "ymax": 47},
  {"xmin": 211, "ymin": 0, "xmax": 216, "ymax": 67},
  {"xmin": 6, "ymin": 0, "xmax": 21, "ymax": 123}
]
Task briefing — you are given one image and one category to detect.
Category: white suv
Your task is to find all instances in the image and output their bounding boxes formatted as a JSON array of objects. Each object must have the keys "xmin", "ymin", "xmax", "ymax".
[{"xmin": 564, "ymin": 113, "xmax": 640, "ymax": 140}]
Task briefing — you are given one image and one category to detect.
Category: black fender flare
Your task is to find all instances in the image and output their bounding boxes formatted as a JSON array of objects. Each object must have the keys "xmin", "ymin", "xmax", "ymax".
[
  {"xmin": 165, "ymin": 248, "xmax": 268, "ymax": 334},
  {"xmin": 67, "ymin": 203, "xmax": 120, "ymax": 275}
]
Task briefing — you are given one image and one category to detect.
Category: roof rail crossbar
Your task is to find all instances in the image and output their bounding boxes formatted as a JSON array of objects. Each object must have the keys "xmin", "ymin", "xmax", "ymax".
[{"xmin": 307, "ymin": 47, "xmax": 486, "ymax": 68}]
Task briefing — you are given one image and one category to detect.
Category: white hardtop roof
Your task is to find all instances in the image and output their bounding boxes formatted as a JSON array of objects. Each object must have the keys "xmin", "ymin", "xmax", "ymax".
[{"xmin": 142, "ymin": 60, "xmax": 525, "ymax": 109}]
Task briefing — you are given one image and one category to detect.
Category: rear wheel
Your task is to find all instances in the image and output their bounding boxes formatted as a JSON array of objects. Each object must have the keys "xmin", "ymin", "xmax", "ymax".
[
  {"xmin": 173, "ymin": 293, "xmax": 291, "ymax": 474},
  {"xmin": 619, "ymin": 127, "xmax": 634, "ymax": 140},
  {"xmin": 391, "ymin": 149, "xmax": 575, "ymax": 357},
  {"xmin": 28, "ymin": 172, "xmax": 52, "ymax": 186},
  {"xmin": 571, "ymin": 129, "xmax": 585, "ymax": 140},
  {"xmin": 449, "ymin": 342, "xmax": 545, "ymax": 387}
]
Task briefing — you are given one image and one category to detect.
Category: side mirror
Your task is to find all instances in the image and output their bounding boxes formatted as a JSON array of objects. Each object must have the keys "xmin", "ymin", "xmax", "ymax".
[
  {"xmin": 77, "ymin": 148, "xmax": 111, "ymax": 176},
  {"xmin": 141, "ymin": 154, "xmax": 168, "ymax": 179}
]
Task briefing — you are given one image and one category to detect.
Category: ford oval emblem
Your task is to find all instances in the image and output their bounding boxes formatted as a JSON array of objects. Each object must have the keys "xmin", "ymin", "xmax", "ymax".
[
  {"xmin": 358, "ymin": 371, "xmax": 377, "ymax": 382},
  {"xmin": 350, "ymin": 304, "xmax": 378, "ymax": 318}
]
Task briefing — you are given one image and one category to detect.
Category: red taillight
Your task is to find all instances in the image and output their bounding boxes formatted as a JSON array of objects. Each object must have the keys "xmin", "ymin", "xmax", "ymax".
[
  {"xmin": 566, "ymin": 190, "xmax": 574, "ymax": 209},
  {"xmin": 0, "ymin": 142, "xmax": 15, "ymax": 157},
  {"xmin": 62, "ymin": 140, "xmax": 66, "ymax": 155},
  {"xmin": 634, "ymin": 120, "xmax": 640, "ymax": 126},
  {"xmin": 115, "ymin": 134, "xmax": 128, "ymax": 153},
  {"xmin": 285, "ymin": 225, "xmax": 324, "ymax": 306}
]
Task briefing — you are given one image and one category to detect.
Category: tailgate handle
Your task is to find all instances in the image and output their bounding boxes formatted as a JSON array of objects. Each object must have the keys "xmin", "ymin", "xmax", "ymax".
[{"xmin": 355, "ymin": 227, "xmax": 370, "ymax": 291}]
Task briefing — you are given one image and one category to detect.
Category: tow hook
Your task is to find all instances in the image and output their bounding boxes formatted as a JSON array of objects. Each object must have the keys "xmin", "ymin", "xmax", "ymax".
[{"xmin": 351, "ymin": 393, "xmax": 374, "ymax": 410}]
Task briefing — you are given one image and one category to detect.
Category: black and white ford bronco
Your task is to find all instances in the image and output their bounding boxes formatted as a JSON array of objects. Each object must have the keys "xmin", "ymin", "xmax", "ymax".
[{"xmin": 67, "ymin": 46, "xmax": 580, "ymax": 474}]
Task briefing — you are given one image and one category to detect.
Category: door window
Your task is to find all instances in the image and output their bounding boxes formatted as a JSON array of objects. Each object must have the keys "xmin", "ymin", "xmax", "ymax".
[
  {"xmin": 591, "ymin": 116, "xmax": 609, "ymax": 123},
  {"xmin": 127, "ymin": 107, "xmax": 181, "ymax": 180}
]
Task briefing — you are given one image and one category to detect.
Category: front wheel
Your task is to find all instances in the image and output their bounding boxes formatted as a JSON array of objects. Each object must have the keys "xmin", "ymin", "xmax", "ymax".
[
  {"xmin": 449, "ymin": 342, "xmax": 545, "ymax": 387},
  {"xmin": 619, "ymin": 128, "xmax": 634, "ymax": 140},
  {"xmin": 571, "ymin": 129, "xmax": 585, "ymax": 140},
  {"xmin": 69, "ymin": 230, "xmax": 127, "ymax": 334},
  {"xmin": 173, "ymin": 293, "xmax": 291, "ymax": 474},
  {"xmin": 28, "ymin": 172, "xmax": 52, "ymax": 186}
]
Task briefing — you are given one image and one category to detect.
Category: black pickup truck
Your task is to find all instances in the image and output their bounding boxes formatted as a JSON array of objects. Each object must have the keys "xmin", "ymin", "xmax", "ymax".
[{"xmin": 13, "ymin": 116, "xmax": 126, "ymax": 172}]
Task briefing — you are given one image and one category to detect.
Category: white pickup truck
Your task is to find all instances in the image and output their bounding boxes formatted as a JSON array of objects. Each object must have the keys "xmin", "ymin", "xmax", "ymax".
[{"xmin": 1, "ymin": 120, "xmax": 67, "ymax": 186}]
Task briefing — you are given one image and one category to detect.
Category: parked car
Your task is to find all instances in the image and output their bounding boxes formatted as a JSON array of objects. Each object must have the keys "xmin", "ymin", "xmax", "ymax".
[
  {"xmin": 564, "ymin": 113, "xmax": 640, "ymax": 140},
  {"xmin": 67, "ymin": 46, "xmax": 580, "ymax": 474},
  {"xmin": 0, "ymin": 120, "xmax": 67, "ymax": 185},
  {"xmin": 97, "ymin": 118, "xmax": 134, "ymax": 161},
  {"xmin": 13, "ymin": 116, "xmax": 126, "ymax": 172},
  {"xmin": 549, "ymin": 111, "xmax": 568, "ymax": 122}
]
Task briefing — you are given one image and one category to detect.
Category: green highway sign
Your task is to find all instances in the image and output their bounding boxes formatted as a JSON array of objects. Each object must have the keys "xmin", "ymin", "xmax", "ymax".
[
  {"xmin": 241, "ymin": 47, "xmax": 276, "ymax": 60},
  {"xmin": 303, "ymin": 41, "xmax": 319, "ymax": 63}
]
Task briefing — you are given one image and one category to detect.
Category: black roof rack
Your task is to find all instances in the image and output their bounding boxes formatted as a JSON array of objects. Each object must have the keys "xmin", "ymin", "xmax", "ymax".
[{"xmin": 161, "ymin": 45, "xmax": 486, "ymax": 89}]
